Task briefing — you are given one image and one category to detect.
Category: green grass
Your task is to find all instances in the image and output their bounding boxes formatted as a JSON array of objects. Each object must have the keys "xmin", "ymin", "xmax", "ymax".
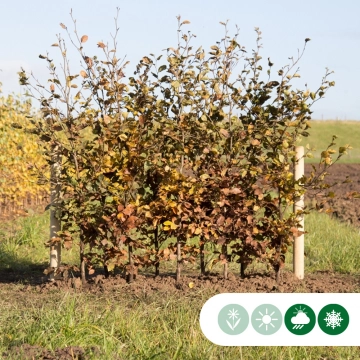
[
  {"xmin": 1, "ymin": 210, "xmax": 360, "ymax": 359},
  {"xmin": 0, "ymin": 211, "xmax": 78, "ymax": 272},
  {"xmin": 303, "ymin": 211, "xmax": 360, "ymax": 274},
  {"xmin": 300, "ymin": 120, "xmax": 360, "ymax": 163},
  {"xmin": 1, "ymin": 289, "xmax": 360, "ymax": 360}
]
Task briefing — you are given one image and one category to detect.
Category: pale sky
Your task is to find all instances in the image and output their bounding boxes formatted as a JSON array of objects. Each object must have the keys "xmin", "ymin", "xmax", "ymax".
[{"xmin": 1, "ymin": 0, "xmax": 359, "ymax": 120}]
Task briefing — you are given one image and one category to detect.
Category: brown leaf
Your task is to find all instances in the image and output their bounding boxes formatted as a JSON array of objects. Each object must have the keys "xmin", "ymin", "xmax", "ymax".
[
  {"xmin": 245, "ymin": 236, "xmax": 252, "ymax": 244},
  {"xmin": 139, "ymin": 115, "xmax": 145, "ymax": 126},
  {"xmin": 117, "ymin": 204, "xmax": 124, "ymax": 212},
  {"xmin": 81, "ymin": 35, "xmax": 89, "ymax": 43},
  {"xmin": 217, "ymin": 215, "xmax": 225, "ymax": 226},
  {"xmin": 183, "ymin": 202, "xmax": 192, "ymax": 209},
  {"xmin": 84, "ymin": 56, "xmax": 93, "ymax": 68},
  {"xmin": 97, "ymin": 41, "xmax": 106, "ymax": 48},
  {"xmin": 63, "ymin": 240, "xmax": 72, "ymax": 250},
  {"xmin": 254, "ymin": 188, "xmax": 262, "ymax": 196},
  {"xmin": 103, "ymin": 115, "xmax": 111, "ymax": 125},
  {"xmin": 50, "ymin": 84, "xmax": 55, "ymax": 92},
  {"xmin": 80, "ymin": 70, "xmax": 87, "ymax": 78},
  {"xmin": 251, "ymin": 139, "xmax": 260, "ymax": 146},
  {"xmin": 219, "ymin": 128, "xmax": 230, "ymax": 138},
  {"xmin": 182, "ymin": 20, "xmax": 191, "ymax": 25},
  {"xmin": 101, "ymin": 239, "xmax": 108, "ymax": 246},
  {"xmin": 229, "ymin": 188, "xmax": 241, "ymax": 194},
  {"xmin": 60, "ymin": 23, "xmax": 66, "ymax": 29},
  {"xmin": 126, "ymin": 215, "xmax": 137, "ymax": 229},
  {"xmin": 123, "ymin": 205, "xmax": 134, "ymax": 216}
]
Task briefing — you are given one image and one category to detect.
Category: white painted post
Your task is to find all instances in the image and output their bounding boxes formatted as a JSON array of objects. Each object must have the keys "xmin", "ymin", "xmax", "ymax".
[
  {"xmin": 49, "ymin": 144, "xmax": 61, "ymax": 281},
  {"xmin": 293, "ymin": 146, "xmax": 304, "ymax": 280}
]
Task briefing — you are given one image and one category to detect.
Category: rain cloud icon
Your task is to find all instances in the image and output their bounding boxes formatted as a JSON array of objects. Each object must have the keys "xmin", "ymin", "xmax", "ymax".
[{"xmin": 291, "ymin": 311, "xmax": 310, "ymax": 329}]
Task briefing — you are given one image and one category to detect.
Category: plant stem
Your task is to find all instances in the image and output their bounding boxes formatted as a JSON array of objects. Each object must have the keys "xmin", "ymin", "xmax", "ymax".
[
  {"xmin": 128, "ymin": 244, "xmax": 134, "ymax": 283},
  {"xmin": 176, "ymin": 239, "xmax": 181, "ymax": 282},
  {"xmin": 80, "ymin": 235, "xmax": 86, "ymax": 285},
  {"xmin": 154, "ymin": 226, "xmax": 159, "ymax": 276},
  {"xmin": 200, "ymin": 240, "xmax": 205, "ymax": 275},
  {"xmin": 240, "ymin": 262, "xmax": 247, "ymax": 278},
  {"xmin": 222, "ymin": 244, "xmax": 228, "ymax": 279}
]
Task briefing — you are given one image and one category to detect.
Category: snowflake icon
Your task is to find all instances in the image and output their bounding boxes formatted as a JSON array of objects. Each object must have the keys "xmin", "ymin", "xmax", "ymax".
[
  {"xmin": 324, "ymin": 310, "xmax": 343, "ymax": 329},
  {"xmin": 318, "ymin": 304, "xmax": 349, "ymax": 335}
]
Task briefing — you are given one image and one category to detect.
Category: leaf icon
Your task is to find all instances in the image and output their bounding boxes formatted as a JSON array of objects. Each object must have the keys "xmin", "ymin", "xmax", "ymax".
[
  {"xmin": 233, "ymin": 318, "xmax": 241, "ymax": 329},
  {"xmin": 226, "ymin": 320, "xmax": 234, "ymax": 330}
]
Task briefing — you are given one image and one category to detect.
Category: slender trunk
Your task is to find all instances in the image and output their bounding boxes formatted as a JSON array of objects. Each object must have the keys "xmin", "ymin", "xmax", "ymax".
[
  {"xmin": 154, "ymin": 226, "xmax": 159, "ymax": 276},
  {"xmin": 240, "ymin": 262, "xmax": 247, "ymax": 279},
  {"xmin": 176, "ymin": 239, "xmax": 181, "ymax": 282},
  {"xmin": 222, "ymin": 244, "xmax": 228, "ymax": 279},
  {"xmin": 80, "ymin": 236, "xmax": 86, "ymax": 285},
  {"xmin": 276, "ymin": 192, "xmax": 283, "ymax": 284},
  {"xmin": 128, "ymin": 244, "xmax": 134, "ymax": 283},
  {"xmin": 104, "ymin": 264, "xmax": 110, "ymax": 278},
  {"xmin": 276, "ymin": 268, "xmax": 281, "ymax": 284},
  {"xmin": 200, "ymin": 240, "xmax": 205, "ymax": 275}
]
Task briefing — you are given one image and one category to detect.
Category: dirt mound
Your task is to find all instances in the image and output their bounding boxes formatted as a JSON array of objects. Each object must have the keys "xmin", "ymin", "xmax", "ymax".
[{"xmin": 21, "ymin": 269, "xmax": 359, "ymax": 296}]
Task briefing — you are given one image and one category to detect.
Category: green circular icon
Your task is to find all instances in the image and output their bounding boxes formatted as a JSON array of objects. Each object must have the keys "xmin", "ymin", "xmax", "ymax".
[
  {"xmin": 284, "ymin": 304, "xmax": 316, "ymax": 335},
  {"xmin": 218, "ymin": 304, "xmax": 249, "ymax": 335},
  {"xmin": 251, "ymin": 304, "xmax": 282, "ymax": 335},
  {"xmin": 318, "ymin": 304, "xmax": 349, "ymax": 335}
]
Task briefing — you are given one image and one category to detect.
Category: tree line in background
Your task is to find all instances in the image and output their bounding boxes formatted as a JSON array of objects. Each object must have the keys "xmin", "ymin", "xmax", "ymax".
[{"xmin": 0, "ymin": 84, "xmax": 49, "ymax": 214}]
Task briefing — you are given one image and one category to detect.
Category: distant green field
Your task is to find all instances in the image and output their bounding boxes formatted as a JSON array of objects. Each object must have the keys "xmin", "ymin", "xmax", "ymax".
[{"xmin": 300, "ymin": 120, "xmax": 360, "ymax": 163}]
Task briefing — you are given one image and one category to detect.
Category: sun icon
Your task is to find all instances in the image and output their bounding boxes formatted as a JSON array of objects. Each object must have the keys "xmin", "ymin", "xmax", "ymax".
[
  {"xmin": 293, "ymin": 305, "xmax": 307, "ymax": 316},
  {"xmin": 255, "ymin": 307, "xmax": 279, "ymax": 331}
]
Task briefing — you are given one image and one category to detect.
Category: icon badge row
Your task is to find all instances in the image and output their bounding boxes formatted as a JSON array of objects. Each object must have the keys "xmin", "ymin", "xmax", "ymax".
[{"xmin": 218, "ymin": 303, "xmax": 349, "ymax": 336}]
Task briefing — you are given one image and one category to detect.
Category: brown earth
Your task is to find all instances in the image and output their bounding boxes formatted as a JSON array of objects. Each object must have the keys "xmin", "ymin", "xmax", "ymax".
[
  {"xmin": 0, "ymin": 163, "xmax": 359, "ymax": 359},
  {"xmin": 306, "ymin": 163, "xmax": 360, "ymax": 227},
  {"xmin": 2, "ymin": 344, "xmax": 97, "ymax": 360}
]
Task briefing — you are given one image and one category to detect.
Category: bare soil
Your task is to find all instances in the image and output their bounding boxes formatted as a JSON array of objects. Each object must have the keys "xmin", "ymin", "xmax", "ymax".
[
  {"xmin": 308, "ymin": 163, "xmax": 360, "ymax": 227},
  {"xmin": 1, "ymin": 163, "xmax": 359, "ymax": 359}
]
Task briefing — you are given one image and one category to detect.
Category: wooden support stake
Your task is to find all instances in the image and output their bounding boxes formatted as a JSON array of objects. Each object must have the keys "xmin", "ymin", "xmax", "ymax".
[
  {"xmin": 293, "ymin": 146, "xmax": 304, "ymax": 280},
  {"xmin": 49, "ymin": 144, "xmax": 62, "ymax": 281}
]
